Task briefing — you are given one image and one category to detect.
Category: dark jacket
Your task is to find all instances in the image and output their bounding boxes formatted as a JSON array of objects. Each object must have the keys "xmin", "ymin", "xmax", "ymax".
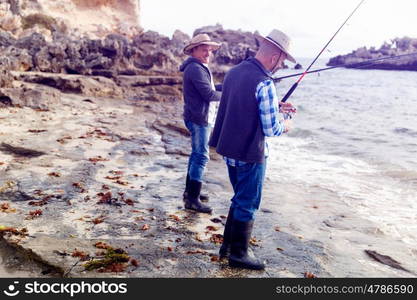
[
  {"xmin": 180, "ymin": 57, "xmax": 220, "ymax": 126},
  {"xmin": 209, "ymin": 57, "xmax": 272, "ymax": 163}
]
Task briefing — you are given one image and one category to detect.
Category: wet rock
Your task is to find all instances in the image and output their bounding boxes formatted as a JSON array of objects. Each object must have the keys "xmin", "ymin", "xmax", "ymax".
[
  {"xmin": 125, "ymin": 85, "xmax": 182, "ymax": 103},
  {"xmin": 162, "ymin": 134, "xmax": 189, "ymax": 157},
  {"xmin": 365, "ymin": 250, "xmax": 411, "ymax": 273},
  {"xmin": 12, "ymin": 71, "xmax": 123, "ymax": 98},
  {"xmin": 152, "ymin": 120, "xmax": 189, "ymax": 137},
  {"xmin": 91, "ymin": 69, "xmax": 116, "ymax": 79},
  {"xmin": 115, "ymin": 75, "xmax": 182, "ymax": 87},
  {"xmin": 0, "ymin": 143, "xmax": 47, "ymax": 158},
  {"xmin": 0, "ymin": 238, "xmax": 61, "ymax": 277},
  {"xmin": 327, "ymin": 37, "xmax": 417, "ymax": 71},
  {"xmin": 155, "ymin": 160, "xmax": 177, "ymax": 169},
  {"xmin": 0, "ymin": 190, "xmax": 34, "ymax": 202},
  {"xmin": 129, "ymin": 148, "xmax": 149, "ymax": 156},
  {"xmin": 0, "ymin": 92, "xmax": 331, "ymax": 278},
  {"xmin": 0, "ymin": 81, "xmax": 61, "ymax": 109},
  {"xmin": 151, "ymin": 119, "xmax": 190, "ymax": 156}
]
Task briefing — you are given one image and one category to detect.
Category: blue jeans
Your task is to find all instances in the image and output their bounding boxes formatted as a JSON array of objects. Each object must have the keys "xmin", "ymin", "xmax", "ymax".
[
  {"xmin": 185, "ymin": 120, "xmax": 211, "ymax": 182},
  {"xmin": 227, "ymin": 161, "xmax": 267, "ymax": 222}
]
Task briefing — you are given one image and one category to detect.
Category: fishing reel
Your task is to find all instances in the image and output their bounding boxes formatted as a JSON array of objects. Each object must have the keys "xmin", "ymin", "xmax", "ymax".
[{"xmin": 279, "ymin": 102, "xmax": 297, "ymax": 119}]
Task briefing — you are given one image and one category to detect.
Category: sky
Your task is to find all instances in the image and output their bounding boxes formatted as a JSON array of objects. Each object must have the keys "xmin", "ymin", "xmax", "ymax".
[{"xmin": 140, "ymin": 0, "xmax": 417, "ymax": 58}]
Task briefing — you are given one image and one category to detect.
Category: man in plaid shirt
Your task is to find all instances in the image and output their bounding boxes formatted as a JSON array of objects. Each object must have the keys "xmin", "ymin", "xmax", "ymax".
[
  {"xmin": 209, "ymin": 29, "xmax": 297, "ymax": 270},
  {"xmin": 224, "ymin": 79, "xmax": 289, "ymax": 167}
]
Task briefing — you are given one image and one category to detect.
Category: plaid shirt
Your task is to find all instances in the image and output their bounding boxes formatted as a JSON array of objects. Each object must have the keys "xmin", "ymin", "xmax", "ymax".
[{"xmin": 224, "ymin": 79, "xmax": 286, "ymax": 167}]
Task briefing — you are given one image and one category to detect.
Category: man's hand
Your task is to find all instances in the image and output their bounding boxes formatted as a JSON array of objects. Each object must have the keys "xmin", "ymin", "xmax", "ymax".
[{"xmin": 279, "ymin": 102, "xmax": 297, "ymax": 114}]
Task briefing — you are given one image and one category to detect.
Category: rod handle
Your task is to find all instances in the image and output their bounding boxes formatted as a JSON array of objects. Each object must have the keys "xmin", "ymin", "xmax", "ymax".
[{"xmin": 282, "ymin": 82, "xmax": 298, "ymax": 103}]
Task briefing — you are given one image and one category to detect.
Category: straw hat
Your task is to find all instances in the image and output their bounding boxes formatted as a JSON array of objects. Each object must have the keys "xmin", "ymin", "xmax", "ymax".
[
  {"xmin": 183, "ymin": 33, "xmax": 221, "ymax": 55},
  {"xmin": 255, "ymin": 29, "xmax": 296, "ymax": 63}
]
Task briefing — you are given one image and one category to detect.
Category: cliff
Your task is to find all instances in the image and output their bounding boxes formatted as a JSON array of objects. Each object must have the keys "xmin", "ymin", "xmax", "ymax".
[
  {"xmin": 0, "ymin": 0, "xmax": 141, "ymax": 39},
  {"xmin": 327, "ymin": 37, "xmax": 417, "ymax": 71}
]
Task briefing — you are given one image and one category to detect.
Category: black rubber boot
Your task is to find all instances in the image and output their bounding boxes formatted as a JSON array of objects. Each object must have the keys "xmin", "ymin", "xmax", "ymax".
[
  {"xmin": 199, "ymin": 193, "xmax": 210, "ymax": 202},
  {"xmin": 229, "ymin": 220, "xmax": 265, "ymax": 270},
  {"xmin": 184, "ymin": 180, "xmax": 212, "ymax": 214},
  {"xmin": 183, "ymin": 175, "xmax": 209, "ymax": 202},
  {"xmin": 219, "ymin": 207, "xmax": 234, "ymax": 259},
  {"xmin": 183, "ymin": 174, "xmax": 191, "ymax": 204}
]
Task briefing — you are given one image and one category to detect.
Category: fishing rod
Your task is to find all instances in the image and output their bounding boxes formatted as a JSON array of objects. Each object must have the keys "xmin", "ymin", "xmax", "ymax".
[
  {"xmin": 281, "ymin": 0, "xmax": 366, "ymax": 103},
  {"xmin": 274, "ymin": 52, "xmax": 417, "ymax": 81}
]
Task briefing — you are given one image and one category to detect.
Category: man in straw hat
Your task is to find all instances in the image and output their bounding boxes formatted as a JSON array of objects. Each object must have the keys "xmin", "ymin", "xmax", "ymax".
[
  {"xmin": 209, "ymin": 29, "xmax": 297, "ymax": 270},
  {"xmin": 180, "ymin": 33, "xmax": 222, "ymax": 214}
]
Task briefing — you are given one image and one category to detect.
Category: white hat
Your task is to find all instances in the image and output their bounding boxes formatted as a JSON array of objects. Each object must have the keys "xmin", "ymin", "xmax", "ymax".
[
  {"xmin": 183, "ymin": 33, "xmax": 221, "ymax": 55},
  {"xmin": 256, "ymin": 29, "xmax": 296, "ymax": 63}
]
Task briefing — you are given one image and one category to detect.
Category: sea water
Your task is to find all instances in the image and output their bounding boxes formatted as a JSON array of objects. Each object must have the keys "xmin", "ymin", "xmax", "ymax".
[{"xmin": 267, "ymin": 58, "xmax": 417, "ymax": 268}]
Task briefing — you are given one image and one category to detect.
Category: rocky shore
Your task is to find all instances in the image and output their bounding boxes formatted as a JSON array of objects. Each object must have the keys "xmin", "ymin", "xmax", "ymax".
[
  {"xmin": 327, "ymin": 37, "xmax": 417, "ymax": 71},
  {"xmin": 0, "ymin": 73, "xmax": 329, "ymax": 278},
  {"xmin": 0, "ymin": 9, "xmax": 326, "ymax": 277},
  {"xmin": 2, "ymin": 1, "xmax": 413, "ymax": 278}
]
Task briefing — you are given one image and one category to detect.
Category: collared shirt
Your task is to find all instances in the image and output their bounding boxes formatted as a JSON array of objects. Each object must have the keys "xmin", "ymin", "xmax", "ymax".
[
  {"xmin": 224, "ymin": 79, "xmax": 286, "ymax": 167},
  {"xmin": 204, "ymin": 63, "xmax": 219, "ymax": 127}
]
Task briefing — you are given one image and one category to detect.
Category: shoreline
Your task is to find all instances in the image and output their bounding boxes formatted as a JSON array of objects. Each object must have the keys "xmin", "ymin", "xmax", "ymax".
[
  {"xmin": 0, "ymin": 90, "xmax": 322, "ymax": 278},
  {"xmin": 1, "ymin": 80, "xmax": 415, "ymax": 278}
]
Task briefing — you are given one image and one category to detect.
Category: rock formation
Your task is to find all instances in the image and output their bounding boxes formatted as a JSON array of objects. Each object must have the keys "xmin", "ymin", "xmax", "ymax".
[
  {"xmin": 2, "ymin": 10, "xmax": 302, "ymax": 89},
  {"xmin": 0, "ymin": 0, "xmax": 142, "ymax": 39},
  {"xmin": 327, "ymin": 37, "xmax": 417, "ymax": 71}
]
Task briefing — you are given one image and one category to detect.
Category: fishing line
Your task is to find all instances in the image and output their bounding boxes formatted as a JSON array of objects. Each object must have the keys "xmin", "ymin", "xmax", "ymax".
[
  {"xmin": 281, "ymin": 0, "xmax": 366, "ymax": 103},
  {"xmin": 273, "ymin": 52, "xmax": 417, "ymax": 81}
]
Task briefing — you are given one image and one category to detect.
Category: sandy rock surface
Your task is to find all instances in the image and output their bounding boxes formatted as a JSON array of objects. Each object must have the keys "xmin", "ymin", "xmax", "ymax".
[{"xmin": 0, "ymin": 78, "xmax": 327, "ymax": 278}]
